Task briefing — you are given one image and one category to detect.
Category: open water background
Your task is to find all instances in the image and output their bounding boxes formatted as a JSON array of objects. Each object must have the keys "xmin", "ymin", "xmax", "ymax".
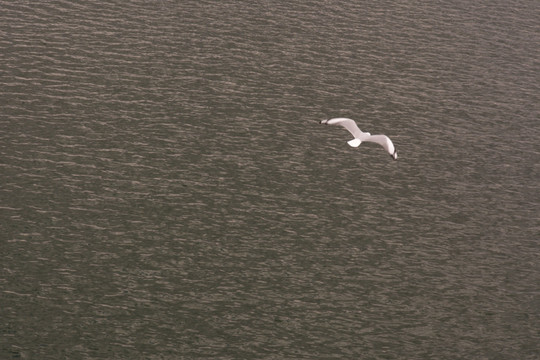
[{"xmin": 1, "ymin": 0, "xmax": 539, "ymax": 359}]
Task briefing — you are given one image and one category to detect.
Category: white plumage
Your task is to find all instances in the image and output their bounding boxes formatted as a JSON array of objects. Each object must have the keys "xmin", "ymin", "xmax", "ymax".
[{"xmin": 320, "ymin": 118, "xmax": 398, "ymax": 160}]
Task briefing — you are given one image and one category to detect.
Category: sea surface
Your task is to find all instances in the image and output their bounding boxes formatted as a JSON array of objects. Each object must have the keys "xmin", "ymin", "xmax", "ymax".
[{"xmin": 1, "ymin": 0, "xmax": 539, "ymax": 359}]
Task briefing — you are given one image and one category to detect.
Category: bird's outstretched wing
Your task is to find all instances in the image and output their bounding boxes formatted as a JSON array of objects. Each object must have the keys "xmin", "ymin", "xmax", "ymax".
[
  {"xmin": 320, "ymin": 118, "xmax": 368, "ymax": 139},
  {"xmin": 364, "ymin": 135, "xmax": 396, "ymax": 157}
]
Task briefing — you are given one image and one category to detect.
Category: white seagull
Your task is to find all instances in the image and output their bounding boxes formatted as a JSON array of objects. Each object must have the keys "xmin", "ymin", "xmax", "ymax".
[{"xmin": 320, "ymin": 118, "xmax": 398, "ymax": 160}]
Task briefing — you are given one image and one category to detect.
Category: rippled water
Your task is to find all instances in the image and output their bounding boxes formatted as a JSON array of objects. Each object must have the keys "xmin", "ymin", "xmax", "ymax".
[{"xmin": 1, "ymin": 0, "xmax": 539, "ymax": 359}]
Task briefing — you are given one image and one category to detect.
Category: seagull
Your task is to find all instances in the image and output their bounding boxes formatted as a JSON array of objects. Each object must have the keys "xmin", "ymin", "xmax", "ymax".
[{"xmin": 319, "ymin": 118, "xmax": 398, "ymax": 160}]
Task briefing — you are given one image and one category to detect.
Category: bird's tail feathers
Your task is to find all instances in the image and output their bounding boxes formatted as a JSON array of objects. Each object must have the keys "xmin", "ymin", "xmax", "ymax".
[{"xmin": 347, "ymin": 139, "xmax": 362, "ymax": 147}]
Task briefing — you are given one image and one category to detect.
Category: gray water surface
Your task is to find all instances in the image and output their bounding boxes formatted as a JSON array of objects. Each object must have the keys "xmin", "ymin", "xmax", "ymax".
[{"xmin": 1, "ymin": 1, "xmax": 539, "ymax": 359}]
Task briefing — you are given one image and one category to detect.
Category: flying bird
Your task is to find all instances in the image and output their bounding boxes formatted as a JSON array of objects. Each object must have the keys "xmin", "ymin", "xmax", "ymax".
[{"xmin": 320, "ymin": 118, "xmax": 398, "ymax": 160}]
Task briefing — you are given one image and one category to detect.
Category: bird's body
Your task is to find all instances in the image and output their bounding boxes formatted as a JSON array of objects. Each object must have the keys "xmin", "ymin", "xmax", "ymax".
[{"xmin": 319, "ymin": 118, "xmax": 398, "ymax": 160}]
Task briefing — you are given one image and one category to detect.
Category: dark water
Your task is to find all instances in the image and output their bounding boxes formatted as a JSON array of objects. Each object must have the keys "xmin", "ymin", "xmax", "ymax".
[{"xmin": 1, "ymin": 0, "xmax": 539, "ymax": 359}]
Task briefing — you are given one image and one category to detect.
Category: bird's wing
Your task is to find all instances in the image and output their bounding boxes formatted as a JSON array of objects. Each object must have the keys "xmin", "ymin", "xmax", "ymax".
[
  {"xmin": 326, "ymin": 118, "xmax": 367, "ymax": 139},
  {"xmin": 363, "ymin": 135, "xmax": 395, "ymax": 155}
]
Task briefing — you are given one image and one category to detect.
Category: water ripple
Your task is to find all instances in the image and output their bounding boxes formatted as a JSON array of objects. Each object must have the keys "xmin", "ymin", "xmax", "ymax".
[{"xmin": 1, "ymin": 0, "xmax": 539, "ymax": 359}]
